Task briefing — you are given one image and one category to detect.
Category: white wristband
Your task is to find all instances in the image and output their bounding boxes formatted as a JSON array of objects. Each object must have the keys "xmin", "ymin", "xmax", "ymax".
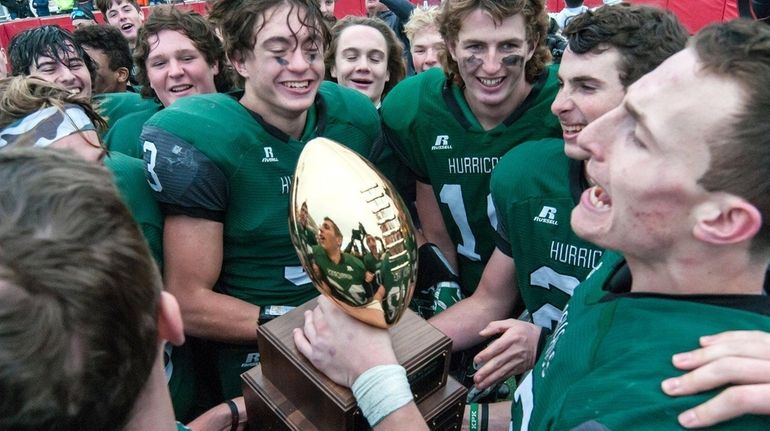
[{"xmin": 351, "ymin": 364, "xmax": 413, "ymax": 426}]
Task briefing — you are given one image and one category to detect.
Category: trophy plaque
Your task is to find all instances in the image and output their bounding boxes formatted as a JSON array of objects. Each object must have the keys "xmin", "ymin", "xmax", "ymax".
[{"xmin": 242, "ymin": 138, "xmax": 467, "ymax": 429}]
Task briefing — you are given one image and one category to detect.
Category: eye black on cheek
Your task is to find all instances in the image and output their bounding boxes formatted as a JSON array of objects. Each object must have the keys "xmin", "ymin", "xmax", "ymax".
[
  {"xmin": 501, "ymin": 55, "xmax": 524, "ymax": 66},
  {"xmin": 461, "ymin": 55, "xmax": 483, "ymax": 69}
]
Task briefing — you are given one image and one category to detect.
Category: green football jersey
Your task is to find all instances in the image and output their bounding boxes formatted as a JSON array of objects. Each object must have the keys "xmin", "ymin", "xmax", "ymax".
[
  {"xmin": 491, "ymin": 139, "xmax": 603, "ymax": 329},
  {"xmin": 164, "ymin": 341, "xmax": 197, "ymax": 422},
  {"xmin": 381, "ymin": 67, "xmax": 562, "ymax": 294},
  {"xmin": 105, "ymin": 107, "xmax": 161, "ymax": 158},
  {"xmin": 104, "ymin": 152, "xmax": 195, "ymax": 420},
  {"xmin": 312, "ymin": 245, "xmax": 373, "ymax": 306},
  {"xmin": 512, "ymin": 251, "xmax": 770, "ymax": 430},
  {"xmin": 104, "ymin": 151, "xmax": 164, "ymax": 267},
  {"xmin": 94, "ymin": 92, "xmax": 161, "ymax": 129},
  {"xmin": 363, "ymin": 252, "xmax": 382, "ymax": 273},
  {"xmin": 141, "ymin": 82, "xmax": 379, "ymax": 397}
]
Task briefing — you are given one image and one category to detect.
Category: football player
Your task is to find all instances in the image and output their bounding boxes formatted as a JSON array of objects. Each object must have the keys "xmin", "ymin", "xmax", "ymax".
[
  {"xmin": 430, "ymin": 3, "xmax": 688, "ymax": 398},
  {"xmin": 141, "ymin": 0, "xmax": 380, "ymax": 399},
  {"xmin": 381, "ymin": 0, "xmax": 561, "ymax": 297}
]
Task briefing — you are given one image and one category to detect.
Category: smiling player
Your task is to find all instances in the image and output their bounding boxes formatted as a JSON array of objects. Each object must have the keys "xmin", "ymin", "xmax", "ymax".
[{"xmin": 141, "ymin": 0, "xmax": 380, "ymax": 400}]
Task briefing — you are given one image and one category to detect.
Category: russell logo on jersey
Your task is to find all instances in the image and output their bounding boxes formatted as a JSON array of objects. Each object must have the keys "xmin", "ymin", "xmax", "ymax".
[
  {"xmin": 431, "ymin": 135, "xmax": 452, "ymax": 151},
  {"xmin": 534, "ymin": 206, "xmax": 559, "ymax": 226}
]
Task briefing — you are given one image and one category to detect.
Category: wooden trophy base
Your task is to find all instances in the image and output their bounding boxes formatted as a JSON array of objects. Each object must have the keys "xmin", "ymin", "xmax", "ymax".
[
  {"xmin": 244, "ymin": 365, "xmax": 467, "ymax": 430},
  {"xmin": 242, "ymin": 297, "xmax": 466, "ymax": 430}
]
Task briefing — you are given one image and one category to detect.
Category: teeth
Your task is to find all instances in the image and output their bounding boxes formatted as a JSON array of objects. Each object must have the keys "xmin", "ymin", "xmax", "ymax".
[
  {"xmin": 479, "ymin": 77, "xmax": 503, "ymax": 87},
  {"xmin": 562, "ymin": 124, "xmax": 584, "ymax": 134},
  {"xmin": 589, "ymin": 186, "xmax": 608, "ymax": 209},
  {"xmin": 284, "ymin": 81, "xmax": 309, "ymax": 89},
  {"xmin": 170, "ymin": 85, "xmax": 193, "ymax": 92}
]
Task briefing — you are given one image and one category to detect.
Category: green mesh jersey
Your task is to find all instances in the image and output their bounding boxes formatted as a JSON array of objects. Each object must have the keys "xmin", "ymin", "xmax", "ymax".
[
  {"xmin": 105, "ymin": 107, "xmax": 161, "ymax": 158},
  {"xmin": 94, "ymin": 92, "xmax": 161, "ymax": 129},
  {"xmin": 381, "ymin": 67, "xmax": 562, "ymax": 294},
  {"xmin": 104, "ymin": 152, "xmax": 196, "ymax": 419},
  {"xmin": 104, "ymin": 151, "xmax": 164, "ymax": 268},
  {"xmin": 491, "ymin": 139, "xmax": 603, "ymax": 330},
  {"xmin": 142, "ymin": 83, "xmax": 378, "ymax": 398},
  {"xmin": 142, "ymin": 82, "xmax": 379, "ymax": 307},
  {"xmin": 512, "ymin": 251, "xmax": 770, "ymax": 430},
  {"xmin": 311, "ymin": 245, "xmax": 372, "ymax": 306}
]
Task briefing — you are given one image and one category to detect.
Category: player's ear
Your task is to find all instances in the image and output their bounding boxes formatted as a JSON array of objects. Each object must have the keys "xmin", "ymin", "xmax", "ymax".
[
  {"xmin": 230, "ymin": 52, "xmax": 250, "ymax": 80},
  {"xmin": 446, "ymin": 39, "xmax": 458, "ymax": 62},
  {"xmin": 116, "ymin": 67, "xmax": 129, "ymax": 85},
  {"xmin": 157, "ymin": 291, "xmax": 185, "ymax": 346},
  {"xmin": 692, "ymin": 193, "xmax": 762, "ymax": 246}
]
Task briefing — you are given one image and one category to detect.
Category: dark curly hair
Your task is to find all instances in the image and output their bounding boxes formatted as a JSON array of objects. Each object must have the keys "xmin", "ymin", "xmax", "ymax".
[
  {"xmin": 563, "ymin": 3, "xmax": 688, "ymax": 88},
  {"xmin": 133, "ymin": 5, "xmax": 233, "ymax": 102},
  {"xmin": 73, "ymin": 25, "xmax": 133, "ymax": 73},
  {"xmin": 207, "ymin": 0, "xmax": 328, "ymax": 66}
]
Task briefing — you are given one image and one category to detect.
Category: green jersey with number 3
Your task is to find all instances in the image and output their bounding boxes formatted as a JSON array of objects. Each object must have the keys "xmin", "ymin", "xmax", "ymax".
[
  {"xmin": 105, "ymin": 108, "xmax": 161, "ymax": 159},
  {"xmin": 142, "ymin": 83, "xmax": 378, "ymax": 307},
  {"xmin": 382, "ymin": 67, "xmax": 561, "ymax": 294},
  {"xmin": 141, "ymin": 83, "xmax": 378, "ymax": 397},
  {"xmin": 512, "ymin": 251, "xmax": 770, "ymax": 430},
  {"xmin": 491, "ymin": 139, "xmax": 603, "ymax": 330}
]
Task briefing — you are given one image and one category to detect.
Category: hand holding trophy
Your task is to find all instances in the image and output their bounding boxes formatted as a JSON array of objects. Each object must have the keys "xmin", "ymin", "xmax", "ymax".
[{"xmin": 242, "ymin": 138, "xmax": 465, "ymax": 430}]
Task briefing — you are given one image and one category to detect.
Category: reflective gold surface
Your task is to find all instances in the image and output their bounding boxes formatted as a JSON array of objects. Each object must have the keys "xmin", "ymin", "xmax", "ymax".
[{"xmin": 289, "ymin": 138, "xmax": 417, "ymax": 328}]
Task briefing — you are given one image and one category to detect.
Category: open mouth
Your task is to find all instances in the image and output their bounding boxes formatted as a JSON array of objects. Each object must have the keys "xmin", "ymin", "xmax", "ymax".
[
  {"xmin": 283, "ymin": 80, "xmax": 310, "ymax": 89},
  {"xmin": 169, "ymin": 84, "xmax": 194, "ymax": 93},
  {"xmin": 588, "ymin": 185, "xmax": 611, "ymax": 209},
  {"xmin": 478, "ymin": 77, "xmax": 504, "ymax": 87},
  {"xmin": 560, "ymin": 123, "xmax": 585, "ymax": 134},
  {"xmin": 121, "ymin": 23, "xmax": 134, "ymax": 32},
  {"xmin": 351, "ymin": 78, "xmax": 373, "ymax": 85}
]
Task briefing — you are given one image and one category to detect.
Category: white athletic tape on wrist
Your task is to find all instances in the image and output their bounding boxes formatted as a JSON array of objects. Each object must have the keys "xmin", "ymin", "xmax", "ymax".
[{"xmin": 352, "ymin": 364, "xmax": 413, "ymax": 426}]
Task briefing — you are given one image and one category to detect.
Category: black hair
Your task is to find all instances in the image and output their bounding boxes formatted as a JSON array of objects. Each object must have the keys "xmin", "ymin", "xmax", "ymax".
[
  {"xmin": 8, "ymin": 25, "xmax": 96, "ymax": 79},
  {"xmin": 73, "ymin": 25, "xmax": 132, "ymax": 72}
]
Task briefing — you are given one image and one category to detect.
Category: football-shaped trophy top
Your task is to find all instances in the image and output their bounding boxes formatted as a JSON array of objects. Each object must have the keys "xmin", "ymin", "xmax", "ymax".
[{"xmin": 288, "ymin": 138, "xmax": 418, "ymax": 328}]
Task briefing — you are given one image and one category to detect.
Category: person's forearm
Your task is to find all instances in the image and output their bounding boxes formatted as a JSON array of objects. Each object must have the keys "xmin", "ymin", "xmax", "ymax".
[
  {"xmin": 379, "ymin": 0, "xmax": 415, "ymax": 21},
  {"xmin": 430, "ymin": 294, "xmax": 512, "ymax": 351},
  {"xmin": 168, "ymin": 282, "xmax": 262, "ymax": 344},
  {"xmin": 187, "ymin": 397, "xmax": 247, "ymax": 431},
  {"xmin": 373, "ymin": 401, "xmax": 429, "ymax": 431}
]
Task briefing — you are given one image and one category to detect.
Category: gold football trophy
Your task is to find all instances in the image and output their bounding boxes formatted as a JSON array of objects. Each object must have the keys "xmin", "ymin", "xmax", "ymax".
[{"xmin": 242, "ymin": 138, "xmax": 466, "ymax": 430}]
